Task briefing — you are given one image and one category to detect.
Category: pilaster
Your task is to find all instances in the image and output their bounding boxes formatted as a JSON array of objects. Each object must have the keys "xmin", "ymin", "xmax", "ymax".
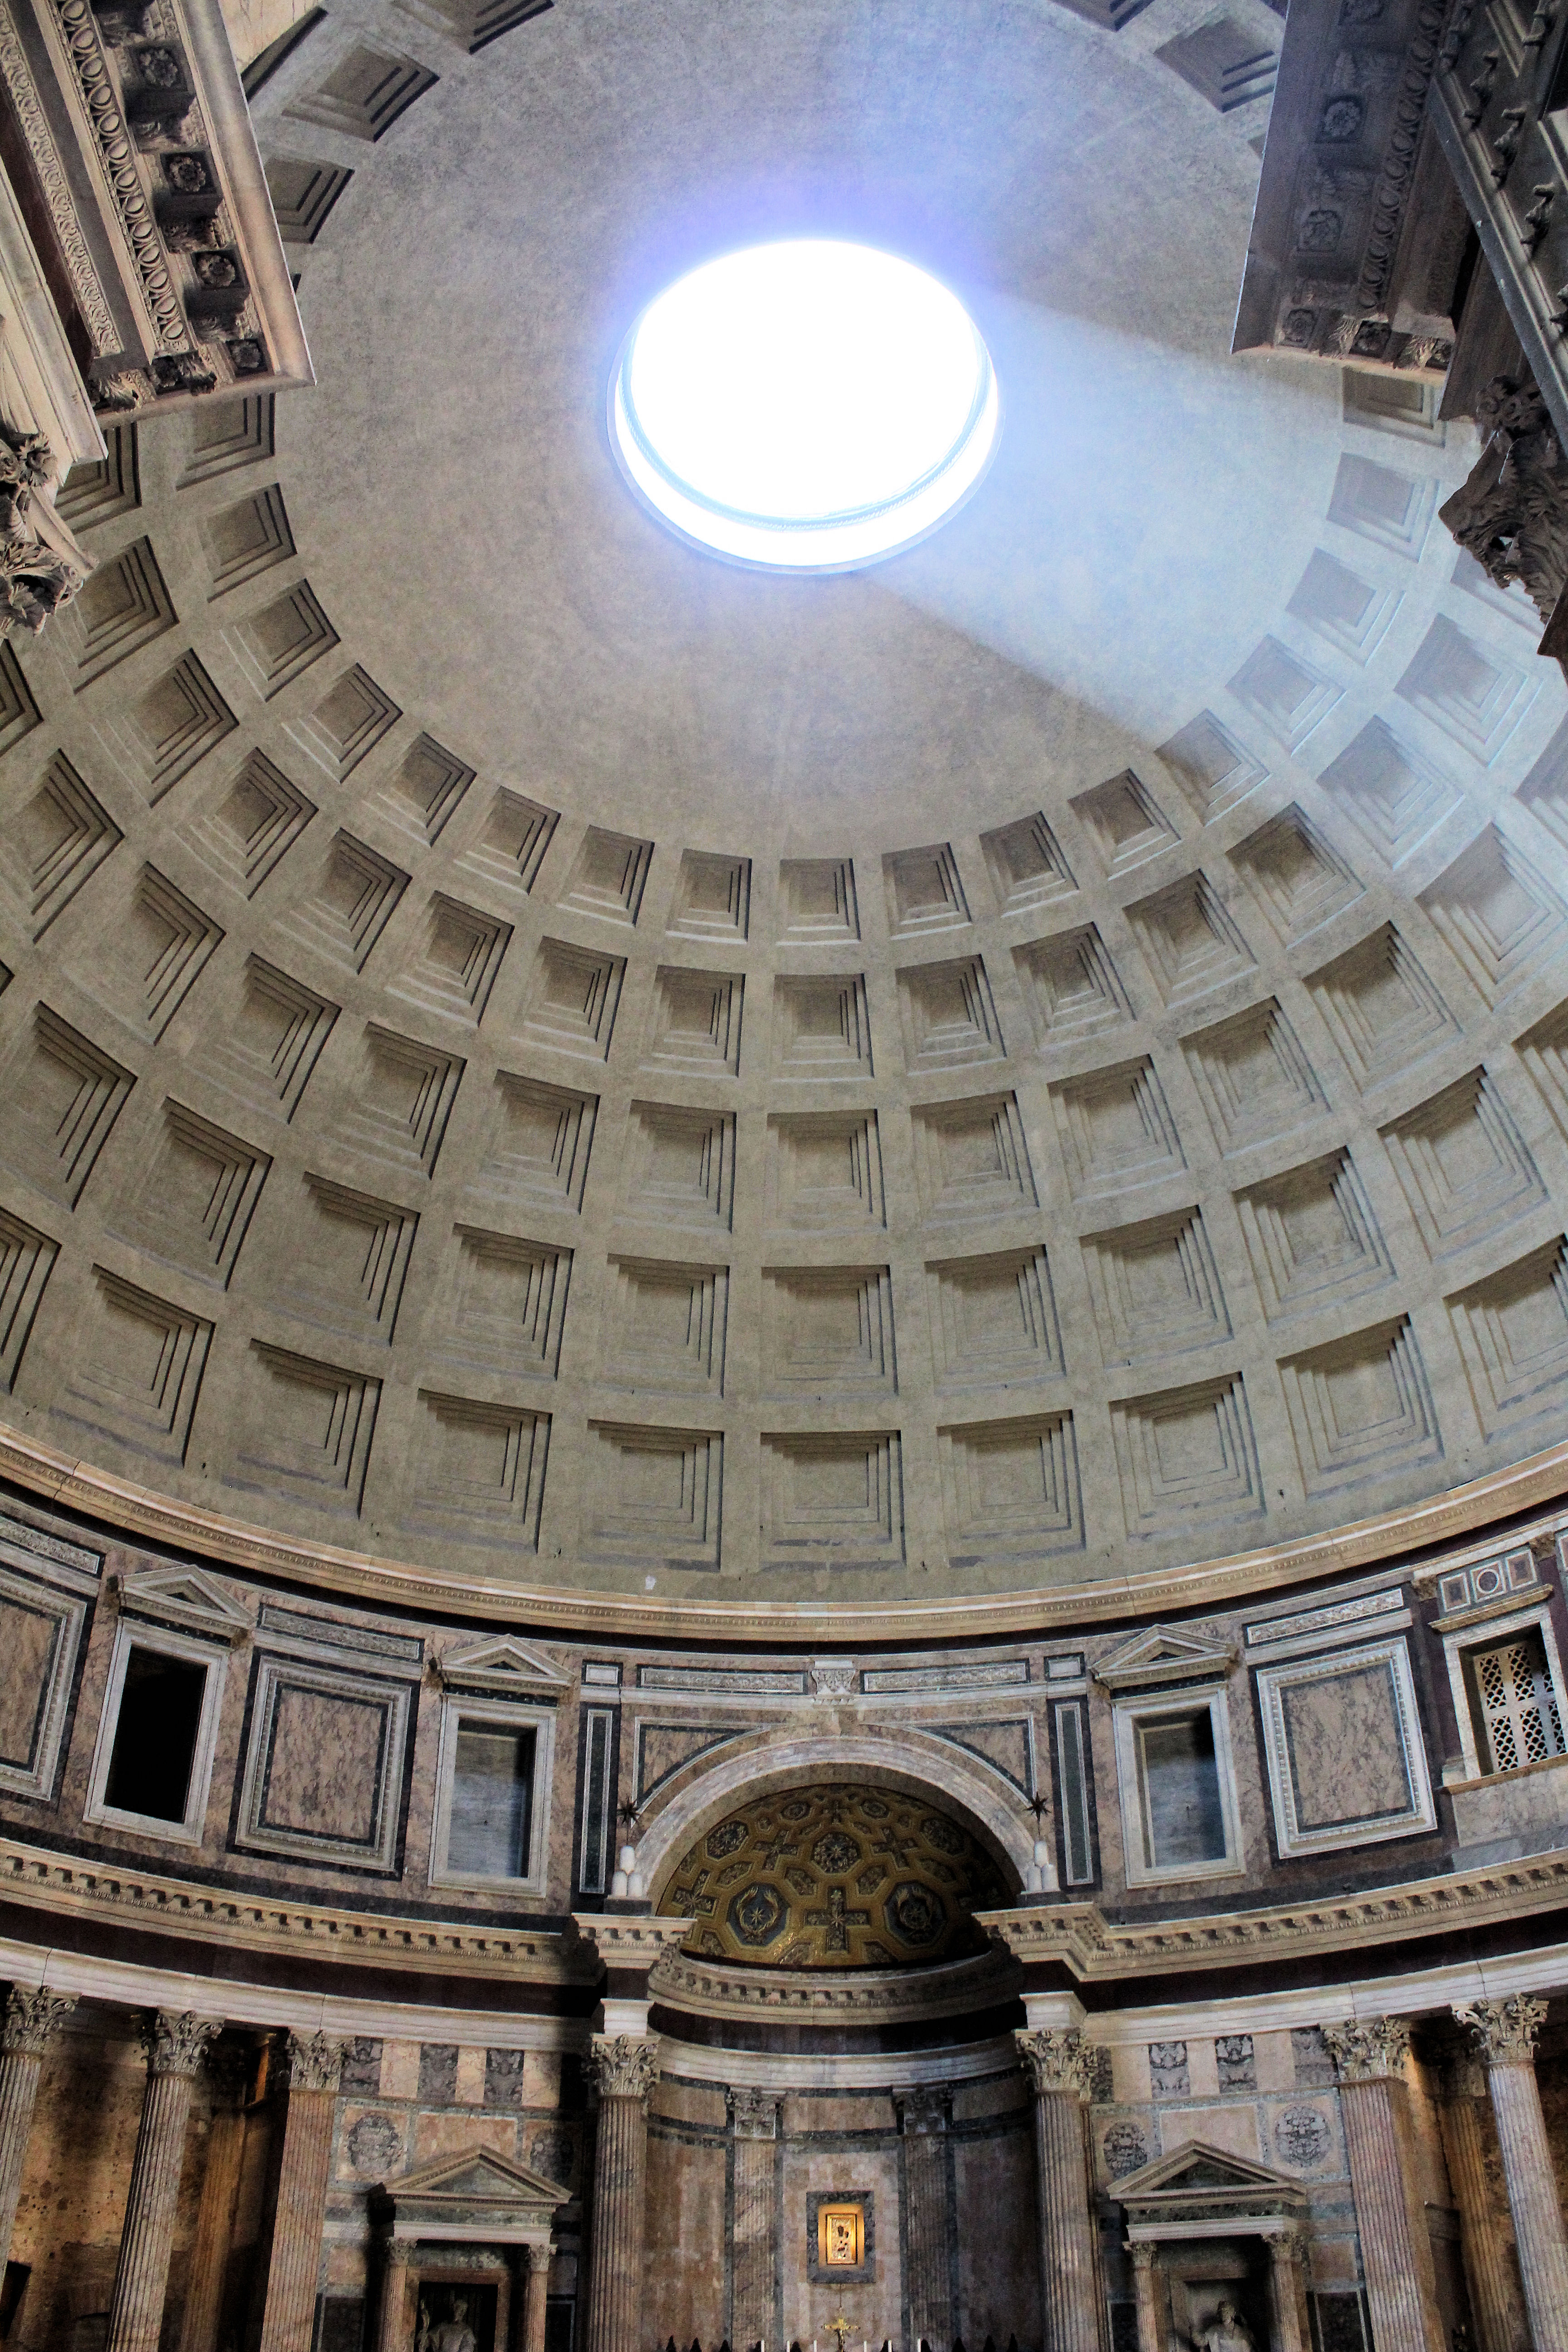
[
  {"xmin": 897, "ymin": 2087, "xmax": 953, "ymax": 2352},
  {"xmin": 584, "ymin": 2034, "xmax": 660, "ymax": 2352},
  {"xmin": 1016, "ymin": 2029, "xmax": 1099, "ymax": 2352},
  {"xmin": 257, "ymin": 2031, "xmax": 346, "ymax": 2352},
  {"xmin": 728, "ymin": 2087, "xmax": 779, "ymax": 2352}
]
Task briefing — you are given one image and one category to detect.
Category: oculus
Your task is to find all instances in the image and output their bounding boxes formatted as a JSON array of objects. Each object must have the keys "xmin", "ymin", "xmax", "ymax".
[{"xmin": 609, "ymin": 240, "xmax": 1000, "ymax": 571}]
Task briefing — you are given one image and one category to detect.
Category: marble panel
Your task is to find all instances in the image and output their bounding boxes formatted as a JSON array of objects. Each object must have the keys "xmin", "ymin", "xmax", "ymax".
[
  {"xmin": 235, "ymin": 1654, "xmax": 414, "ymax": 1871},
  {"xmin": 0, "ymin": 1566, "xmax": 85, "ymax": 1798},
  {"xmin": 455, "ymin": 2047, "xmax": 487, "ymax": 2104},
  {"xmin": 781, "ymin": 2145, "xmax": 902, "ymax": 2347},
  {"xmin": 1254, "ymin": 1635, "xmax": 1436, "ymax": 1857},
  {"xmin": 1156, "ymin": 2103, "xmax": 1262, "ymax": 2162},
  {"xmin": 411, "ymin": 2114, "xmax": 519, "ymax": 2166},
  {"xmin": 644, "ymin": 2128, "xmax": 727, "ymax": 2350}
]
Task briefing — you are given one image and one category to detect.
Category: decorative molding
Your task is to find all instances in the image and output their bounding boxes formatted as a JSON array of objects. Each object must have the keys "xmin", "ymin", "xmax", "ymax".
[
  {"xmin": 1092, "ymin": 1625, "xmax": 1238, "ymax": 1690},
  {"xmin": 1015, "ymin": 2025, "xmax": 1095, "ymax": 2099},
  {"xmin": 1453, "ymin": 1992, "xmax": 1547, "ymax": 2067},
  {"xmin": 5, "ymin": 1421, "xmax": 1568, "ymax": 1646},
  {"xmin": 0, "ymin": 1832, "xmax": 587, "ymax": 1980},
  {"xmin": 0, "ymin": 421, "xmax": 86, "ymax": 637},
  {"xmin": 434, "ymin": 1633, "xmax": 570, "ymax": 1695},
  {"xmin": 1244, "ymin": 1585, "xmax": 1405, "ymax": 1649},
  {"xmin": 0, "ymin": 0, "xmax": 116, "ymax": 349},
  {"xmin": 896, "ymin": 2084, "xmax": 950, "ymax": 2133},
  {"xmin": 567, "ymin": 1915, "xmax": 692, "ymax": 1977},
  {"xmin": 1323, "ymin": 2016, "xmax": 1411, "ymax": 2082},
  {"xmin": 652, "ymin": 1941, "xmax": 1014, "ymax": 2026},
  {"xmin": 113, "ymin": 1563, "xmax": 250, "ymax": 1643},
  {"xmin": 585, "ymin": 2032, "xmax": 659, "ymax": 2102},
  {"xmin": 142, "ymin": 2007, "xmax": 222, "ymax": 2076},
  {"xmin": 1, "ymin": 1982, "xmax": 75, "ymax": 2056}
]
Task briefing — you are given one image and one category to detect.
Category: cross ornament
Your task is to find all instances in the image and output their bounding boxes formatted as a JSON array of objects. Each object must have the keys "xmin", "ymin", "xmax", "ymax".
[
  {"xmin": 805, "ymin": 1884, "xmax": 870, "ymax": 1951},
  {"xmin": 827, "ymin": 2316, "xmax": 853, "ymax": 2352}
]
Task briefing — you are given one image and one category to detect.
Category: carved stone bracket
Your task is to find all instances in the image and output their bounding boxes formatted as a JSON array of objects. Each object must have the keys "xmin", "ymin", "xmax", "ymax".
[
  {"xmin": 282, "ymin": 2028, "xmax": 347, "ymax": 2094},
  {"xmin": 1, "ymin": 1983, "xmax": 76, "ymax": 2057},
  {"xmin": 1454, "ymin": 1993, "xmax": 1548, "ymax": 2068},
  {"xmin": 586, "ymin": 2033, "xmax": 660, "ymax": 2104},
  {"xmin": 1323, "ymin": 2016, "xmax": 1413, "ymax": 2083},
  {"xmin": 1015, "ymin": 2026, "xmax": 1096, "ymax": 2100},
  {"xmin": 727, "ymin": 2086, "xmax": 779, "ymax": 2140},
  {"xmin": 142, "ymin": 2008, "xmax": 223, "ymax": 2078},
  {"xmin": 1439, "ymin": 372, "xmax": 1568, "ymax": 636},
  {"xmin": 0, "ymin": 420, "xmax": 84, "ymax": 638}
]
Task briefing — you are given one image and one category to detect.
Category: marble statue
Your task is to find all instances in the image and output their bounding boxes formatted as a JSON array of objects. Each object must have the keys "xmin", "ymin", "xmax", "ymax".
[{"xmin": 1191, "ymin": 2301, "xmax": 1255, "ymax": 2352}]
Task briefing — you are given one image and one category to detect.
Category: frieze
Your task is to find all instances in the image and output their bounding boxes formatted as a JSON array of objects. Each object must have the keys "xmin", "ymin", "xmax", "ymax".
[
  {"xmin": 1243, "ymin": 1585, "xmax": 1405, "ymax": 1648},
  {"xmin": 0, "ymin": 0, "xmax": 117, "ymax": 349}
]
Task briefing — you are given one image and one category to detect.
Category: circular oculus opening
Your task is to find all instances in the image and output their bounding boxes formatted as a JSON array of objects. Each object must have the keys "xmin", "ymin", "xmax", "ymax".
[{"xmin": 610, "ymin": 239, "xmax": 1000, "ymax": 571}]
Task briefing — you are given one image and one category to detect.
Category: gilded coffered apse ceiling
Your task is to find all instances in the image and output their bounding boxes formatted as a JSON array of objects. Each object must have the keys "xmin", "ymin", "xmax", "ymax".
[
  {"xmin": 3, "ymin": 0, "xmax": 1568, "ymax": 1621},
  {"xmin": 658, "ymin": 1784, "xmax": 1009, "ymax": 1969}
]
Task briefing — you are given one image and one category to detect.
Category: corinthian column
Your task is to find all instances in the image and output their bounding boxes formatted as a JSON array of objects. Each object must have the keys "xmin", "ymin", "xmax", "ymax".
[
  {"xmin": 257, "ymin": 2031, "xmax": 346, "ymax": 2352},
  {"xmin": 728, "ymin": 2087, "xmax": 778, "ymax": 2352},
  {"xmin": 897, "ymin": 2087, "xmax": 953, "ymax": 2352},
  {"xmin": 521, "ymin": 2243, "xmax": 552, "ymax": 2352},
  {"xmin": 1454, "ymin": 1996, "xmax": 1568, "ymax": 2352},
  {"xmin": 1435, "ymin": 2046, "xmax": 1529, "ymax": 2352},
  {"xmin": 584, "ymin": 2034, "xmax": 659, "ymax": 2352},
  {"xmin": 107, "ymin": 2011, "xmax": 224, "ymax": 2352},
  {"xmin": 1263, "ymin": 2228, "xmax": 1310, "ymax": 2352},
  {"xmin": 1016, "ymin": 2029, "xmax": 1099, "ymax": 2352},
  {"xmin": 0, "ymin": 1986, "xmax": 75, "ymax": 2274},
  {"xmin": 1323, "ymin": 2019, "xmax": 1444, "ymax": 2352}
]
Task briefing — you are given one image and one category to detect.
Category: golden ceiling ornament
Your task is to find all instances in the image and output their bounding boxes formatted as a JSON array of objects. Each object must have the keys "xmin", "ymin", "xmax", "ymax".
[{"xmin": 659, "ymin": 1781, "xmax": 1010, "ymax": 1969}]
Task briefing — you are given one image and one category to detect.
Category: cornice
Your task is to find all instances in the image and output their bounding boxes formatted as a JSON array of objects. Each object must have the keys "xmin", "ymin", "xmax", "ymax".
[
  {"xmin": 5, "ymin": 1424, "xmax": 1568, "ymax": 1647},
  {"xmin": 0, "ymin": 1833, "xmax": 591, "ymax": 1982},
  {"xmin": 650, "ymin": 1942, "xmax": 1017, "ymax": 2024},
  {"xmin": 979, "ymin": 1849, "xmax": 1568, "ymax": 1981}
]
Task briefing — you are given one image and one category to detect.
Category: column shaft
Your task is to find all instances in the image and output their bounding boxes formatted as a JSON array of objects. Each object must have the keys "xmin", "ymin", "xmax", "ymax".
[
  {"xmin": 587, "ymin": 2095, "xmax": 649, "ymax": 2352},
  {"xmin": 1480, "ymin": 2064, "xmax": 1568, "ymax": 2351},
  {"xmin": 1455, "ymin": 1995, "xmax": 1568, "ymax": 2352},
  {"xmin": 1436, "ymin": 2073, "xmax": 1529, "ymax": 2352},
  {"xmin": 730, "ymin": 2134, "xmax": 776, "ymax": 2350},
  {"xmin": 107, "ymin": 2014, "xmax": 222, "ymax": 2352},
  {"xmin": 0, "ymin": 1987, "xmax": 75, "ymax": 2277},
  {"xmin": 177, "ymin": 2101, "xmax": 246, "ymax": 2352},
  {"xmin": 1265, "ymin": 2237, "xmax": 1310, "ymax": 2352},
  {"xmin": 375, "ymin": 2254, "xmax": 412, "ymax": 2352},
  {"xmin": 257, "ymin": 2034, "xmax": 344, "ymax": 2352},
  {"xmin": 1128, "ymin": 2248, "xmax": 1159, "ymax": 2352},
  {"xmin": 902, "ymin": 2135, "xmax": 951, "ymax": 2351},
  {"xmin": 521, "ymin": 2246, "xmax": 551, "ymax": 2352}
]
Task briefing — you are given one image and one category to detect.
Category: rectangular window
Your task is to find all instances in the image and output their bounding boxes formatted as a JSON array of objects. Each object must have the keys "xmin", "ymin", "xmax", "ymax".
[
  {"xmin": 448, "ymin": 1720, "xmax": 537, "ymax": 1878},
  {"xmin": 1112, "ymin": 1685, "xmax": 1242, "ymax": 1886},
  {"xmin": 1467, "ymin": 1628, "xmax": 1567, "ymax": 1774},
  {"xmin": 103, "ymin": 1645, "xmax": 207, "ymax": 1823},
  {"xmin": 84, "ymin": 1622, "xmax": 228, "ymax": 1846},
  {"xmin": 1137, "ymin": 1708, "xmax": 1226, "ymax": 1869},
  {"xmin": 1053, "ymin": 1700, "xmax": 1095, "ymax": 1885},
  {"xmin": 429, "ymin": 1695, "xmax": 554, "ymax": 1892}
]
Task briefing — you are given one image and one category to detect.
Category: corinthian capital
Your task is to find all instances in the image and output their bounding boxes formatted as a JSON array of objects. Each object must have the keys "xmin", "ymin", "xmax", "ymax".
[
  {"xmin": 143, "ymin": 2009, "xmax": 223, "ymax": 2078},
  {"xmin": 727, "ymin": 2086, "xmax": 779, "ymax": 2140},
  {"xmin": 1015, "ymin": 2027, "xmax": 1094, "ymax": 2100},
  {"xmin": 897, "ymin": 2084, "xmax": 951, "ymax": 2135},
  {"xmin": 2, "ymin": 1984, "xmax": 76, "ymax": 2058},
  {"xmin": 1323, "ymin": 2016, "xmax": 1411, "ymax": 2084},
  {"xmin": 587, "ymin": 2033, "xmax": 660, "ymax": 2104},
  {"xmin": 284, "ymin": 2029, "xmax": 348, "ymax": 2093},
  {"xmin": 1454, "ymin": 1994, "xmax": 1548, "ymax": 2068}
]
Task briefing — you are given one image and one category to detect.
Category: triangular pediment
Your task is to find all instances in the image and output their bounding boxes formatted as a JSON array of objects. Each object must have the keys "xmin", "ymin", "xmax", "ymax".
[
  {"xmin": 436, "ymin": 1634, "xmax": 571, "ymax": 1695},
  {"xmin": 381, "ymin": 2145, "xmax": 572, "ymax": 2203},
  {"xmin": 1092, "ymin": 1624, "xmax": 1236, "ymax": 1691},
  {"xmin": 1112, "ymin": 2139, "xmax": 1303, "ymax": 2204},
  {"xmin": 113, "ymin": 1565, "xmax": 250, "ymax": 1644}
]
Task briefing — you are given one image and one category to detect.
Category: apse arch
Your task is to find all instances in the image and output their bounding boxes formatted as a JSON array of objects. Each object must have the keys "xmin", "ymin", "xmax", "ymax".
[{"xmin": 633, "ymin": 1730, "xmax": 1034, "ymax": 1902}]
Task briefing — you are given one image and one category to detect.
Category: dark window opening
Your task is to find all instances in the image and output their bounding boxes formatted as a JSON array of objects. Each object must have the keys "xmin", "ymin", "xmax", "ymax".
[
  {"xmin": 0, "ymin": 2262, "xmax": 30, "ymax": 2342},
  {"xmin": 103, "ymin": 1645, "xmax": 207, "ymax": 1823},
  {"xmin": 447, "ymin": 1720, "xmax": 536, "ymax": 1878},
  {"xmin": 1137, "ymin": 1707, "xmax": 1227, "ymax": 1869}
]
